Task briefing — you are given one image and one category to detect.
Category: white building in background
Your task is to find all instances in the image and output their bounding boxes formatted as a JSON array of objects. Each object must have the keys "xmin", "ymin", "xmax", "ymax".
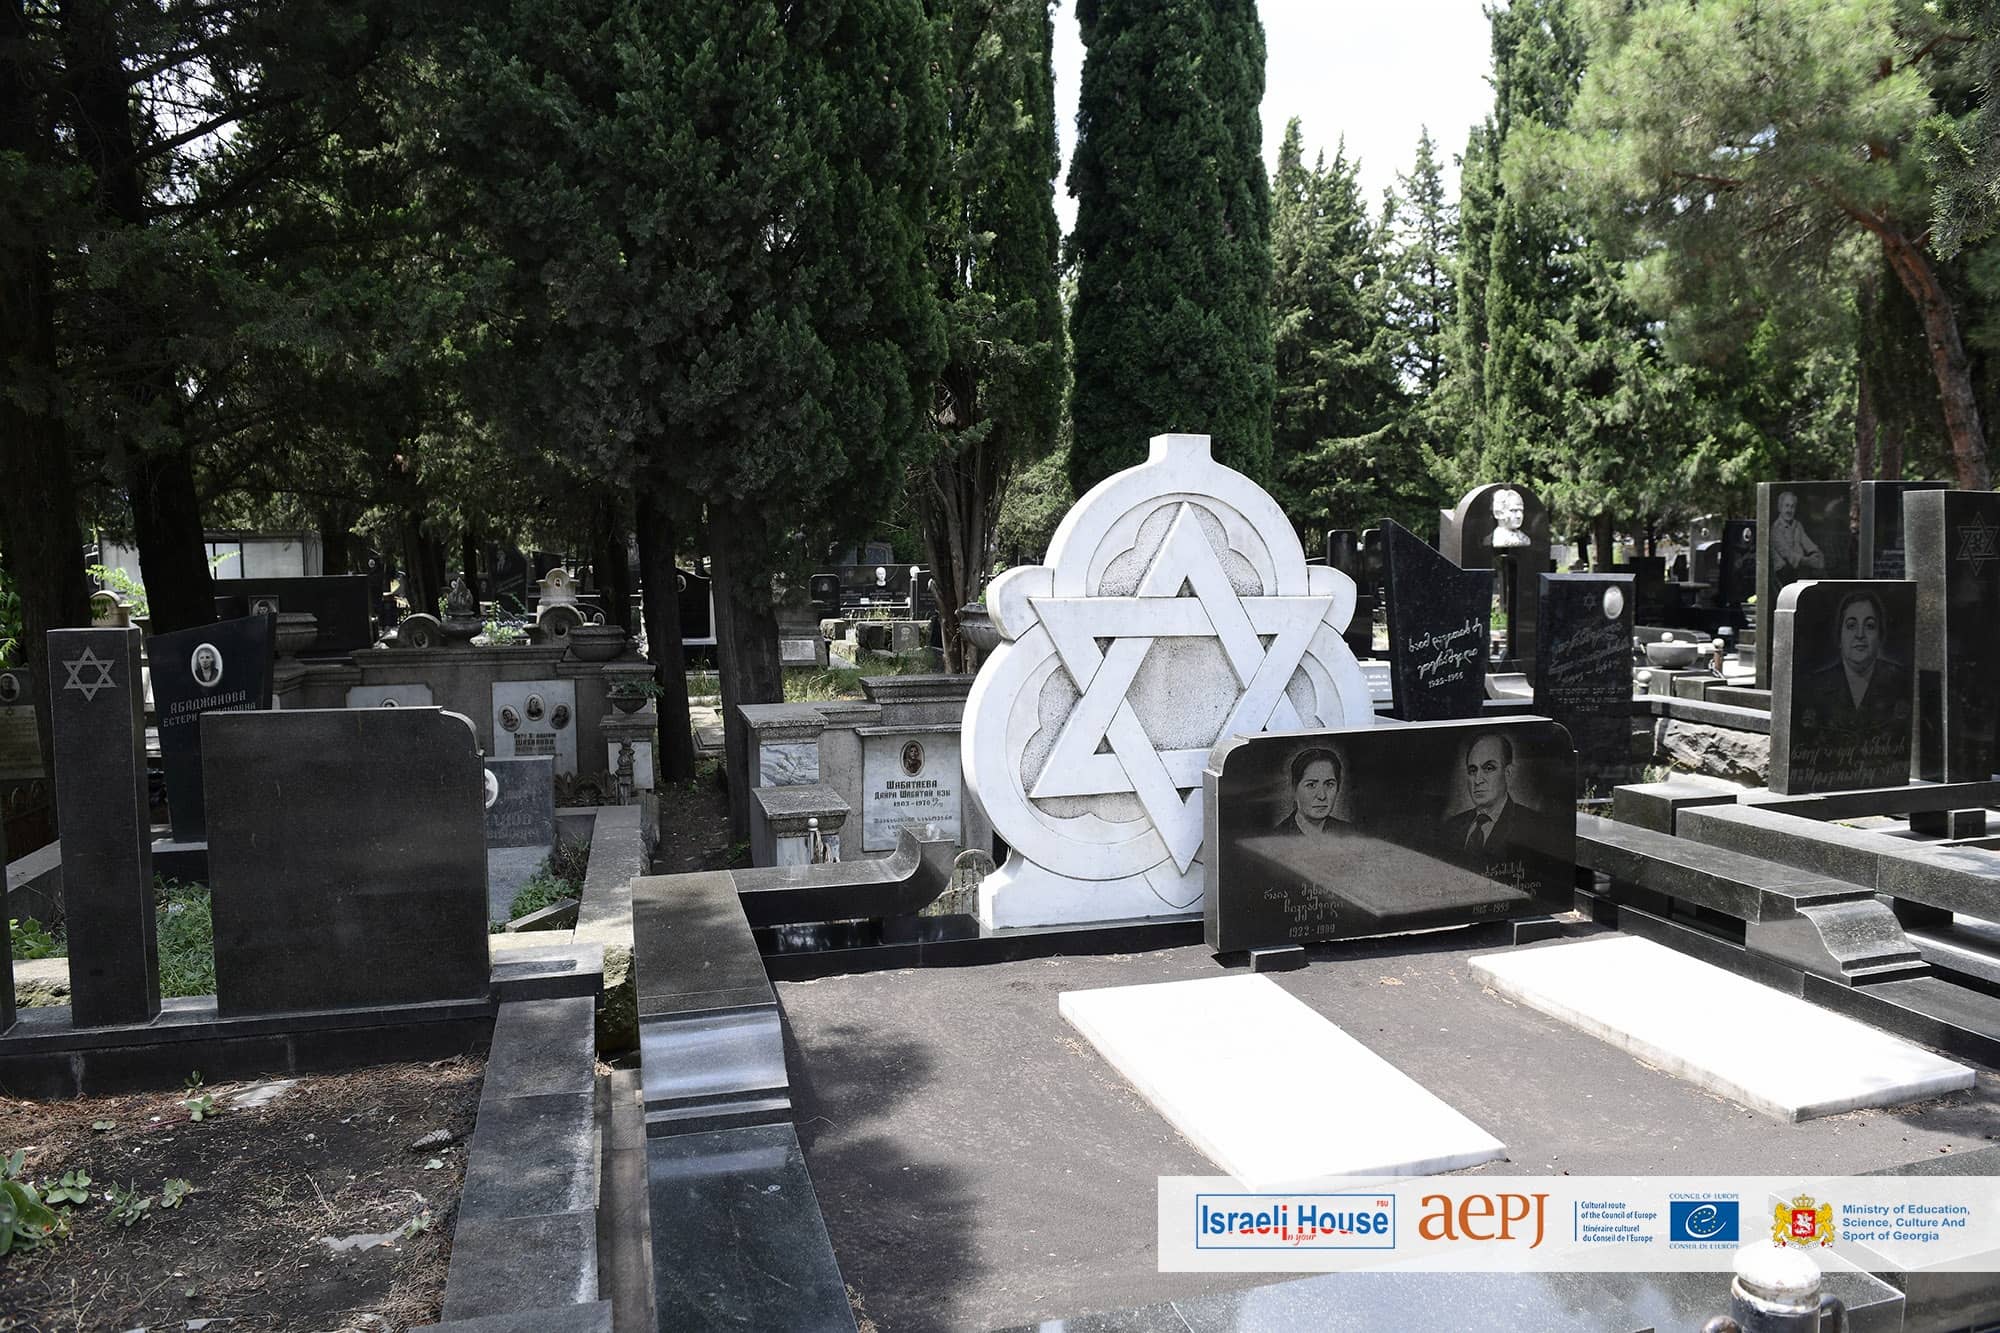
[{"xmin": 93, "ymin": 530, "xmax": 323, "ymax": 585}]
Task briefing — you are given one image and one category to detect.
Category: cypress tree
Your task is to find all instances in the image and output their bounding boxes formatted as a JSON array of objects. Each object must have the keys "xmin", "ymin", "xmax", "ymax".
[{"xmin": 1067, "ymin": 0, "xmax": 1273, "ymax": 491}]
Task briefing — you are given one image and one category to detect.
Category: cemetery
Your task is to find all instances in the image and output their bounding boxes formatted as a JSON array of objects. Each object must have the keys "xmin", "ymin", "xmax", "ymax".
[{"xmin": 7, "ymin": 2, "xmax": 2000, "ymax": 1331}]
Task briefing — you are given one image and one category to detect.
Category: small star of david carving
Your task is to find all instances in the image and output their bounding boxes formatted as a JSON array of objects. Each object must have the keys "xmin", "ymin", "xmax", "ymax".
[
  {"xmin": 61, "ymin": 646, "xmax": 118, "ymax": 701},
  {"xmin": 1957, "ymin": 515, "xmax": 1999, "ymax": 574}
]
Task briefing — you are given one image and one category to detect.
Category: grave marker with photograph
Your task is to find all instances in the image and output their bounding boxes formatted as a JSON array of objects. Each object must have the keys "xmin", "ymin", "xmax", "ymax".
[
  {"xmin": 1756, "ymin": 483, "xmax": 1853, "ymax": 687},
  {"xmin": 148, "ymin": 613, "xmax": 275, "ymax": 841},
  {"xmin": 1769, "ymin": 579, "xmax": 1917, "ymax": 795}
]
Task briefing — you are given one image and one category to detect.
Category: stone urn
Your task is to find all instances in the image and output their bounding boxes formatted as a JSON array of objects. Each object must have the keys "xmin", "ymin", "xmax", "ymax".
[
  {"xmin": 566, "ymin": 623, "xmax": 628, "ymax": 663},
  {"xmin": 957, "ymin": 605, "xmax": 1000, "ymax": 655},
  {"xmin": 273, "ymin": 612, "xmax": 320, "ymax": 661},
  {"xmin": 602, "ymin": 659, "xmax": 656, "ymax": 713},
  {"xmin": 531, "ymin": 603, "xmax": 586, "ymax": 644},
  {"xmin": 1644, "ymin": 636, "xmax": 1701, "ymax": 669}
]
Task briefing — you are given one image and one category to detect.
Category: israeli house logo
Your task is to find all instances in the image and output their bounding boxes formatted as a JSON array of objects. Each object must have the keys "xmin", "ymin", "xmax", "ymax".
[
  {"xmin": 1669, "ymin": 1200, "xmax": 1739, "ymax": 1243},
  {"xmin": 1195, "ymin": 1194, "xmax": 1395, "ymax": 1250}
]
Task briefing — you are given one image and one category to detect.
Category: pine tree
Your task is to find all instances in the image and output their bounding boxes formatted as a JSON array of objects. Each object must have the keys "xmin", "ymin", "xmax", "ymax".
[
  {"xmin": 1267, "ymin": 121, "xmax": 1416, "ymax": 537},
  {"xmin": 914, "ymin": 0, "xmax": 1064, "ymax": 672},
  {"xmin": 1387, "ymin": 128, "xmax": 1457, "ymax": 399},
  {"xmin": 1066, "ymin": 0, "xmax": 1273, "ymax": 491}
]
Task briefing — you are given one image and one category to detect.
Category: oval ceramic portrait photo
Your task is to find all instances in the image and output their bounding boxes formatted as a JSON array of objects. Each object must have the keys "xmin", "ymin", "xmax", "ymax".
[{"xmin": 190, "ymin": 642, "xmax": 225, "ymax": 689}]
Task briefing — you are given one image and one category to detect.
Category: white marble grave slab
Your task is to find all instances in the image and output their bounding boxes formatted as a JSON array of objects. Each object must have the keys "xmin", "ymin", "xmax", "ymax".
[
  {"xmin": 491, "ymin": 679, "xmax": 577, "ymax": 774},
  {"xmin": 1470, "ymin": 936, "xmax": 1974, "ymax": 1121},
  {"xmin": 1059, "ymin": 974, "xmax": 1505, "ymax": 1188}
]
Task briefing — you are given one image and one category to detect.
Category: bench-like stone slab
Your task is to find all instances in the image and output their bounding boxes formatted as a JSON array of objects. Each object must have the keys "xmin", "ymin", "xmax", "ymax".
[
  {"xmin": 1059, "ymin": 974, "xmax": 1505, "ymax": 1188},
  {"xmin": 1471, "ymin": 936, "xmax": 1973, "ymax": 1121}
]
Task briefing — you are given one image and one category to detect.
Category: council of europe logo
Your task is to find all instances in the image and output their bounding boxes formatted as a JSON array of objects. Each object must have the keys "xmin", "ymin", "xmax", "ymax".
[{"xmin": 1670, "ymin": 1200, "xmax": 1740, "ymax": 1243}]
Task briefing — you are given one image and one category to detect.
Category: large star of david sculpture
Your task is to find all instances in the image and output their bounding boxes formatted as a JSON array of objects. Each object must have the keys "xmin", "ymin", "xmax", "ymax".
[{"xmin": 963, "ymin": 433, "xmax": 1374, "ymax": 928}]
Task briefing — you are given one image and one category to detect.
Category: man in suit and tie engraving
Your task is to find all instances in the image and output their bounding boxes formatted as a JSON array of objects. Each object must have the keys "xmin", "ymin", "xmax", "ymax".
[{"xmin": 1441, "ymin": 733, "xmax": 1551, "ymax": 884}]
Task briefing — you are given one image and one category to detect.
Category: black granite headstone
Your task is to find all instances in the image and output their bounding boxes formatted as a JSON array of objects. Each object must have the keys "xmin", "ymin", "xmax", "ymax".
[
  {"xmin": 1203, "ymin": 718, "xmax": 1576, "ymax": 955},
  {"xmin": 1756, "ymin": 483, "xmax": 1853, "ymax": 687},
  {"xmin": 1628, "ymin": 556, "xmax": 1668, "ymax": 624},
  {"xmin": 1382, "ymin": 520, "xmax": 1489, "ymax": 721},
  {"xmin": 1905, "ymin": 490, "xmax": 2000, "ymax": 784},
  {"xmin": 678, "ymin": 566, "xmax": 715, "ymax": 644},
  {"xmin": 1769, "ymin": 579, "xmax": 1917, "ymax": 795},
  {"xmin": 47, "ymin": 627, "xmax": 159, "ymax": 1027},
  {"xmin": 0, "ymin": 814, "xmax": 12, "ymax": 1032},
  {"xmin": 1359, "ymin": 527, "xmax": 1385, "ymax": 602},
  {"xmin": 149, "ymin": 614, "xmax": 274, "ymax": 842},
  {"xmin": 484, "ymin": 755, "xmax": 556, "ymax": 848},
  {"xmin": 213, "ymin": 574, "xmax": 372, "ymax": 655},
  {"xmin": 1533, "ymin": 573, "xmax": 1636, "ymax": 795},
  {"xmin": 1440, "ymin": 482, "xmax": 1551, "ymax": 671},
  {"xmin": 1859, "ymin": 480, "xmax": 1948, "ymax": 579},
  {"xmin": 1325, "ymin": 530, "xmax": 1360, "ymax": 576},
  {"xmin": 1719, "ymin": 519, "xmax": 1757, "ymax": 608},
  {"xmin": 203, "ymin": 707, "xmax": 490, "ymax": 1014}
]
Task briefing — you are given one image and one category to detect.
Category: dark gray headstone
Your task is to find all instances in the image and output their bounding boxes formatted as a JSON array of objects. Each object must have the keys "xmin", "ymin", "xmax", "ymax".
[
  {"xmin": 1719, "ymin": 519, "xmax": 1757, "ymax": 607},
  {"xmin": 0, "ymin": 813, "xmax": 12, "ymax": 1032},
  {"xmin": 47, "ymin": 627, "xmax": 159, "ymax": 1027},
  {"xmin": 1203, "ymin": 718, "xmax": 1576, "ymax": 955},
  {"xmin": 1905, "ymin": 490, "xmax": 2000, "ymax": 784},
  {"xmin": 1325, "ymin": 529, "xmax": 1360, "ymax": 576},
  {"xmin": 677, "ymin": 566, "xmax": 715, "ymax": 644},
  {"xmin": 1441, "ymin": 482, "xmax": 1551, "ymax": 671},
  {"xmin": 1628, "ymin": 556, "xmax": 1668, "ymax": 624},
  {"xmin": 1756, "ymin": 483, "xmax": 1853, "ymax": 687},
  {"xmin": 1859, "ymin": 480, "xmax": 1948, "ymax": 579},
  {"xmin": 213, "ymin": 574, "xmax": 372, "ymax": 655},
  {"xmin": 148, "ymin": 614, "xmax": 274, "ymax": 841},
  {"xmin": 1382, "ymin": 520, "xmax": 1489, "ymax": 721},
  {"xmin": 1769, "ymin": 579, "xmax": 1916, "ymax": 795},
  {"xmin": 1360, "ymin": 527, "xmax": 1385, "ymax": 601},
  {"xmin": 203, "ymin": 707, "xmax": 490, "ymax": 1014},
  {"xmin": 1534, "ymin": 573, "xmax": 1636, "ymax": 795},
  {"xmin": 484, "ymin": 756, "xmax": 556, "ymax": 848}
]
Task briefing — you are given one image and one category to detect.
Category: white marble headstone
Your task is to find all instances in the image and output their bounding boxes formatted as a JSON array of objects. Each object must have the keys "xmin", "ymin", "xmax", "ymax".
[
  {"xmin": 963, "ymin": 434, "xmax": 1374, "ymax": 928},
  {"xmin": 491, "ymin": 679, "xmax": 578, "ymax": 774}
]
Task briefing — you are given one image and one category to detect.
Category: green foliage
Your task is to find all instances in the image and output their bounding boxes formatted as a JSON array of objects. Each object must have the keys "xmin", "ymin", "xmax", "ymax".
[
  {"xmin": 0, "ymin": 571, "xmax": 20, "ymax": 670},
  {"xmin": 42, "ymin": 1171, "xmax": 91, "ymax": 1207},
  {"xmin": 10, "ymin": 918, "xmax": 63, "ymax": 961},
  {"xmin": 106, "ymin": 1183, "xmax": 153, "ymax": 1229},
  {"xmin": 481, "ymin": 621, "xmax": 525, "ymax": 646},
  {"xmin": 1067, "ymin": 0, "xmax": 1274, "ymax": 491},
  {"xmin": 85, "ymin": 566, "xmax": 148, "ymax": 621},
  {"xmin": 154, "ymin": 880, "xmax": 216, "ymax": 1000},
  {"xmin": 160, "ymin": 1178, "xmax": 192, "ymax": 1210},
  {"xmin": 1922, "ymin": 0, "xmax": 2000, "ymax": 257},
  {"xmin": 995, "ymin": 445, "xmax": 1073, "ymax": 564},
  {"xmin": 0, "ymin": 1150, "xmax": 61, "ymax": 1256},
  {"xmin": 1267, "ymin": 120, "xmax": 1422, "ymax": 538},
  {"xmin": 181, "ymin": 1093, "xmax": 217, "ymax": 1123}
]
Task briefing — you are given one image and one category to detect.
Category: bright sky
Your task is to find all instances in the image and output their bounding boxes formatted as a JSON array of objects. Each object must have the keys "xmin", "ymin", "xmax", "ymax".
[{"xmin": 1051, "ymin": 0, "xmax": 1497, "ymax": 236}]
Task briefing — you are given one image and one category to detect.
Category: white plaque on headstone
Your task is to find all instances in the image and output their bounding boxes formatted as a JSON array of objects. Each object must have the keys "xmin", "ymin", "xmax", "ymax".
[
  {"xmin": 491, "ymin": 679, "xmax": 578, "ymax": 774},
  {"xmin": 860, "ymin": 730, "xmax": 960, "ymax": 851}
]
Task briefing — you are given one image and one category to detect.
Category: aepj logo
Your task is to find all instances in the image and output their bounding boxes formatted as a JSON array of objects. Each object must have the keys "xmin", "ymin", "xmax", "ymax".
[{"xmin": 1670, "ymin": 1200, "xmax": 1740, "ymax": 1243}]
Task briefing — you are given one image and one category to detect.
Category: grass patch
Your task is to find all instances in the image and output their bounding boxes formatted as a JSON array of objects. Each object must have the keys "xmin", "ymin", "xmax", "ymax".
[
  {"xmin": 10, "ymin": 916, "xmax": 64, "ymax": 960},
  {"xmin": 155, "ymin": 878, "xmax": 215, "ymax": 999},
  {"xmin": 496, "ymin": 837, "xmax": 591, "ymax": 928}
]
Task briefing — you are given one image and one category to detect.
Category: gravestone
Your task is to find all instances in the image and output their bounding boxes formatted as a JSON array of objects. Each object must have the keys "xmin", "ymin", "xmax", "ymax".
[
  {"xmin": 149, "ymin": 614, "xmax": 275, "ymax": 841},
  {"xmin": 345, "ymin": 683, "xmax": 435, "ymax": 709},
  {"xmin": 677, "ymin": 566, "xmax": 716, "ymax": 647},
  {"xmin": 963, "ymin": 434, "xmax": 1374, "ymax": 929},
  {"xmin": 47, "ymin": 627, "xmax": 159, "ymax": 1027},
  {"xmin": 1768, "ymin": 580, "xmax": 1917, "ymax": 795},
  {"xmin": 1325, "ymin": 529, "xmax": 1360, "ymax": 575},
  {"xmin": 1203, "ymin": 718, "xmax": 1575, "ymax": 955},
  {"xmin": 859, "ymin": 730, "xmax": 961, "ymax": 851},
  {"xmin": 213, "ymin": 574, "xmax": 372, "ymax": 655},
  {"xmin": 1534, "ymin": 573, "xmax": 1636, "ymax": 794},
  {"xmin": 0, "ymin": 814, "xmax": 11, "ymax": 1031},
  {"xmin": 492, "ymin": 679, "xmax": 578, "ymax": 773},
  {"xmin": 1859, "ymin": 480, "xmax": 1949, "ymax": 579},
  {"xmin": 1440, "ymin": 482, "xmax": 1551, "ymax": 672},
  {"xmin": 1327, "ymin": 529, "xmax": 1373, "ymax": 658},
  {"xmin": 1905, "ymin": 490, "xmax": 2000, "ymax": 784},
  {"xmin": 0, "ymin": 666, "xmax": 41, "ymax": 779},
  {"xmin": 1756, "ymin": 483, "xmax": 1853, "ymax": 687},
  {"xmin": 1719, "ymin": 518, "xmax": 1757, "ymax": 607},
  {"xmin": 484, "ymin": 755, "xmax": 556, "ymax": 847},
  {"xmin": 1381, "ymin": 519, "xmax": 1488, "ymax": 720},
  {"xmin": 203, "ymin": 707, "xmax": 489, "ymax": 1013},
  {"xmin": 1628, "ymin": 555, "xmax": 1668, "ymax": 624}
]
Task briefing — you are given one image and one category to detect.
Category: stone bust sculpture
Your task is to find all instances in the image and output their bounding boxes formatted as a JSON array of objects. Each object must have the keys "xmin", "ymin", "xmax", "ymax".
[
  {"xmin": 445, "ymin": 574, "xmax": 478, "ymax": 619},
  {"xmin": 1488, "ymin": 488, "xmax": 1531, "ymax": 548}
]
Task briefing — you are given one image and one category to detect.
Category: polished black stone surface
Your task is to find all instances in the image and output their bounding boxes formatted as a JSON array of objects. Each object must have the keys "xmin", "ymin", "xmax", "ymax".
[
  {"xmin": 1756, "ymin": 482, "xmax": 1854, "ymax": 687},
  {"xmin": 480, "ymin": 996, "xmax": 596, "ymax": 1104},
  {"xmin": 1905, "ymin": 488, "xmax": 2000, "ymax": 785},
  {"xmin": 458, "ymin": 1089, "xmax": 598, "ymax": 1220},
  {"xmin": 1381, "ymin": 519, "xmax": 1488, "ymax": 720},
  {"xmin": 1768, "ymin": 579, "xmax": 1917, "ymax": 794},
  {"xmin": 482, "ymin": 754, "xmax": 555, "ymax": 848},
  {"xmin": 149, "ymin": 613, "xmax": 274, "ymax": 842},
  {"xmin": 1577, "ymin": 812, "xmax": 1846, "ymax": 920},
  {"xmin": 1533, "ymin": 573, "xmax": 1635, "ymax": 793},
  {"xmin": 0, "ymin": 815, "xmax": 11, "ymax": 1034},
  {"xmin": 1719, "ymin": 517, "xmax": 1758, "ymax": 608},
  {"xmin": 203, "ymin": 707, "xmax": 489, "ymax": 1014},
  {"xmin": 1860, "ymin": 478, "xmax": 1948, "ymax": 579},
  {"xmin": 1203, "ymin": 719, "xmax": 1575, "ymax": 954},
  {"xmin": 648, "ymin": 1122, "xmax": 855, "ymax": 1332},
  {"xmin": 1607, "ymin": 778, "xmax": 1738, "ymax": 833},
  {"xmin": 212, "ymin": 573, "xmax": 373, "ymax": 655},
  {"xmin": 1628, "ymin": 554, "xmax": 1668, "ymax": 624},
  {"xmin": 426, "ymin": 1302, "xmax": 612, "ymax": 1333},
  {"xmin": 1440, "ymin": 482, "xmax": 1551, "ymax": 671},
  {"xmin": 48, "ymin": 627, "xmax": 158, "ymax": 1027},
  {"xmin": 441, "ymin": 1212, "xmax": 598, "ymax": 1322},
  {"xmin": 631, "ymin": 870, "xmax": 773, "ymax": 1017}
]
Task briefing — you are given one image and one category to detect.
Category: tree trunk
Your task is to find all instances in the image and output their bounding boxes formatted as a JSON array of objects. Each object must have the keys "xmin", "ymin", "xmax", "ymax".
[
  {"xmin": 1876, "ymin": 228, "xmax": 1992, "ymax": 489},
  {"xmin": 0, "ymin": 0, "xmax": 92, "ymax": 772},
  {"xmin": 1593, "ymin": 512, "xmax": 1615, "ymax": 571},
  {"xmin": 1854, "ymin": 351, "xmax": 1877, "ymax": 485},
  {"xmin": 709, "ymin": 502, "xmax": 783, "ymax": 843},
  {"xmin": 127, "ymin": 446, "xmax": 215, "ymax": 633},
  {"xmin": 591, "ymin": 494, "xmax": 633, "ymax": 634},
  {"xmin": 316, "ymin": 503, "xmax": 355, "ymax": 575},
  {"xmin": 460, "ymin": 524, "xmax": 481, "ymax": 601},
  {"xmin": 636, "ymin": 480, "xmax": 695, "ymax": 785}
]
